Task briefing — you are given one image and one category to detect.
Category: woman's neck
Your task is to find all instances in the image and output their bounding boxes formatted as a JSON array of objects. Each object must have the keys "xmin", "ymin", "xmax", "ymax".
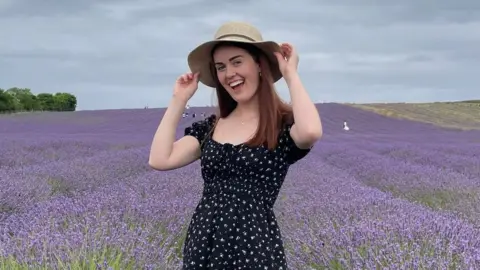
[{"xmin": 233, "ymin": 96, "xmax": 259, "ymax": 120}]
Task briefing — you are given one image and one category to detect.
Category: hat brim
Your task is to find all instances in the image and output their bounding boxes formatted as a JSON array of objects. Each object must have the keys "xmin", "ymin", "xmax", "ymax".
[{"xmin": 187, "ymin": 37, "xmax": 282, "ymax": 88}]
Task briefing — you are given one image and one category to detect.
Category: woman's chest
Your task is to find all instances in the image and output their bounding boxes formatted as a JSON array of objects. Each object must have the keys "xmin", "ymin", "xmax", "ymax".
[{"xmin": 200, "ymin": 139, "xmax": 288, "ymax": 175}]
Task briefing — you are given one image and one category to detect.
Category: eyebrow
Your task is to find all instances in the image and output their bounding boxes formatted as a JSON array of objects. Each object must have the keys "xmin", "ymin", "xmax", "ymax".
[{"xmin": 214, "ymin": 55, "xmax": 242, "ymax": 65}]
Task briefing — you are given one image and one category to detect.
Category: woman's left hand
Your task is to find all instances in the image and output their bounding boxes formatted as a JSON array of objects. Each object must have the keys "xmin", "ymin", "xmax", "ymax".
[{"xmin": 274, "ymin": 43, "xmax": 299, "ymax": 77}]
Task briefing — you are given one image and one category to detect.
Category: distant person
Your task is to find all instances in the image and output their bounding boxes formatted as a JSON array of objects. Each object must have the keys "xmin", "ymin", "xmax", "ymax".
[
  {"xmin": 148, "ymin": 21, "xmax": 322, "ymax": 269},
  {"xmin": 192, "ymin": 113, "xmax": 196, "ymax": 118},
  {"xmin": 343, "ymin": 121, "xmax": 350, "ymax": 131}
]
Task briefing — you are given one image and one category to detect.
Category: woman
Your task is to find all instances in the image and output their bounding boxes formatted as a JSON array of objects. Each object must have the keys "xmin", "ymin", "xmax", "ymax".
[{"xmin": 149, "ymin": 21, "xmax": 322, "ymax": 270}]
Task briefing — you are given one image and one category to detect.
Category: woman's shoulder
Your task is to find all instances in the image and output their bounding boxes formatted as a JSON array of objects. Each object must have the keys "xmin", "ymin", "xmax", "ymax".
[
  {"xmin": 185, "ymin": 112, "xmax": 215, "ymax": 129},
  {"xmin": 203, "ymin": 113, "xmax": 217, "ymax": 126}
]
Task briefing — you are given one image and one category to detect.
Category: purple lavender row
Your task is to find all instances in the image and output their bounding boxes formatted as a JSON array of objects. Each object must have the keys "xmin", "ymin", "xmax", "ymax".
[
  {"xmin": 316, "ymin": 143, "xmax": 480, "ymax": 224},
  {"xmin": 0, "ymin": 146, "xmax": 151, "ymax": 219},
  {"xmin": 1, "ymin": 157, "xmax": 479, "ymax": 268},
  {"xmin": 1, "ymin": 104, "xmax": 479, "ymax": 268},
  {"xmin": 357, "ymin": 142, "xmax": 480, "ymax": 180},
  {"xmin": 278, "ymin": 156, "xmax": 480, "ymax": 269},
  {"xmin": 0, "ymin": 167, "xmax": 204, "ymax": 269}
]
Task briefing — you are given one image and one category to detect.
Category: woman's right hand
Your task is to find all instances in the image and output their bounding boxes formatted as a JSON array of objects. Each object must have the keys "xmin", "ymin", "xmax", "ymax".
[{"xmin": 174, "ymin": 72, "xmax": 200, "ymax": 103}]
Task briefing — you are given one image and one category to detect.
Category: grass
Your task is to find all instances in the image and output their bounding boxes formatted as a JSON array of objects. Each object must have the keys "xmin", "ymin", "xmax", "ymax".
[
  {"xmin": 304, "ymin": 232, "xmax": 464, "ymax": 270},
  {"xmin": 407, "ymin": 188, "xmax": 477, "ymax": 210},
  {"xmin": 47, "ymin": 177, "xmax": 74, "ymax": 197},
  {"xmin": 349, "ymin": 101, "xmax": 480, "ymax": 130},
  {"xmin": 0, "ymin": 248, "xmax": 131, "ymax": 270},
  {"xmin": 361, "ymin": 178, "xmax": 480, "ymax": 224},
  {"xmin": 0, "ymin": 216, "xmax": 187, "ymax": 269}
]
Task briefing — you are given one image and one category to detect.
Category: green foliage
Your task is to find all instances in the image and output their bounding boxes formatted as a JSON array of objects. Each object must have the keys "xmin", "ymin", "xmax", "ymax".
[
  {"xmin": 0, "ymin": 87, "xmax": 77, "ymax": 113},
  {"xmin": 457, "ymin": 100, "xmax": 480, "ymax": 103}
]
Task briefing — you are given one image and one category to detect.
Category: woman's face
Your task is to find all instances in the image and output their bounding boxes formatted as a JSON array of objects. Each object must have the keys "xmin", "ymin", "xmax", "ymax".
[{"xmin": 213, "ymin": 45, "xmax": 261, "ymax": 104}]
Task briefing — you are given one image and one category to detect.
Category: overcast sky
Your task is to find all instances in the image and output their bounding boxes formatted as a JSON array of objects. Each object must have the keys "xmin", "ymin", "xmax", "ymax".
[{"xmin": 1, "ymin": 0, "xmax": 479, "ymax": 110}]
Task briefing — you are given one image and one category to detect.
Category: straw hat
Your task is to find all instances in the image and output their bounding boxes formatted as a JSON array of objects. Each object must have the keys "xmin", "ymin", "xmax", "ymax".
[{"xmin": 187, "ymin": 21, "xmax": 282, "ymax": 88}]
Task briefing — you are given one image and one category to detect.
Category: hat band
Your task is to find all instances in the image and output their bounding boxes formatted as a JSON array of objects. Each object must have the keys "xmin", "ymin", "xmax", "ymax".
[{"xmin": 216, "ymin": 34, "xmax": 256, "ymax": 42}]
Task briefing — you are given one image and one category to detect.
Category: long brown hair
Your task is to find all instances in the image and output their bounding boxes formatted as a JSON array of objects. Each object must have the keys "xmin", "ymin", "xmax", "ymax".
[{"xmin": 210, "ymin": 42, "xmax": 293, "ymax": 150}]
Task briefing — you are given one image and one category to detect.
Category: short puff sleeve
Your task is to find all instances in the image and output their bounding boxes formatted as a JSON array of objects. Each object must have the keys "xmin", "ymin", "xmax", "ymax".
[
  {"xmin": 184, "ymin": 114, "xmax": 216, "ymax": 145},
  {"xmin": 281, "ymin": 122, "xmax": 312, "ymax": 165}
]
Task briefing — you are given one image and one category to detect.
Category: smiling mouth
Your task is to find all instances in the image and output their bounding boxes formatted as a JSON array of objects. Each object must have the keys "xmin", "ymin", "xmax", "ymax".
[{"xmin": 229, "ymin": 80, "xmax": 244, "ymax": 91}]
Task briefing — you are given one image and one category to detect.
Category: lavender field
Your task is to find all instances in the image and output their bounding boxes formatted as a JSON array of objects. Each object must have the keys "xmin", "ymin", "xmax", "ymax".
[{"xmin": 1, "ymin": 103, "xmax": 479, "ymax": 269}]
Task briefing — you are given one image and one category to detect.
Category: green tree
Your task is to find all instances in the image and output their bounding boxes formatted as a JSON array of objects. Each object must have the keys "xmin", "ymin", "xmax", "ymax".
[
  {"xmin": 5, "ymin": 87, "xmax": 24, "ymax": 111},
  {"xmin": 0, "ymin": 87, "xmax": 78, "ymax": 113},
  {"xmin": 53, "ymin": 92, "xmax": 77, "ymax": 111},
  {"xmin": 37, "ymin": 93, "xmax": 55, "ymax": 111},
  {"xmin": 0, "ymin": 88, "xmax": 15, "ymax": 112},
  {"xmin": 5, "ymin": 87, "xmax": 42, "ymax": 111}
]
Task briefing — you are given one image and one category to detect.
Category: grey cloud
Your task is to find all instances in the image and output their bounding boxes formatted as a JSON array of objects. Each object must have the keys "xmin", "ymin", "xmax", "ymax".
[
  {"xmin": 0, "ymin": 0, "xmax": 479, "ymax": 110},
  {"xmin": 0, "ymin": 0, "xmax": 98, "ymax": 16}
]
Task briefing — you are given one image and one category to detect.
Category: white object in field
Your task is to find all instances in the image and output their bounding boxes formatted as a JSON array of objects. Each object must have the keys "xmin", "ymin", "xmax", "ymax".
[
  {"xmin": 186, "ymin": 104, "xmax": 190, "ymax": 110},
  {"xmin": 343, "ymin": 121, "xmax": 350, "ymax": 131}
]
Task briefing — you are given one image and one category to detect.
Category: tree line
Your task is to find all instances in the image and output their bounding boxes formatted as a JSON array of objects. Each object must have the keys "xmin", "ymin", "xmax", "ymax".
[{"xmin": 0, "ymin": 87, "xmax": 77, "ymax": 113}]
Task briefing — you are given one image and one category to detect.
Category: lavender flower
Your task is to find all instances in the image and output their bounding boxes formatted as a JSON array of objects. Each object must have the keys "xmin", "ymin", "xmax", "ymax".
[{"xmin": 1, "ymin": 105, "xmax": 479, "ymax": 269}]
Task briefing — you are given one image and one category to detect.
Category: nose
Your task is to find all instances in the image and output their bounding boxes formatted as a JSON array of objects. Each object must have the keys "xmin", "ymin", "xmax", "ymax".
[{"xmin": 225, "ymin": 65, "xmax": 236, "ymax": 79}]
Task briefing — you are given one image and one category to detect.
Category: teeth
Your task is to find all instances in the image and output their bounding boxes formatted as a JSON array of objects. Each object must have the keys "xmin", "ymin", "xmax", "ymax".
[{"xmin": 229, "ymin": 80, "xmax": 244, "ymax": 87}]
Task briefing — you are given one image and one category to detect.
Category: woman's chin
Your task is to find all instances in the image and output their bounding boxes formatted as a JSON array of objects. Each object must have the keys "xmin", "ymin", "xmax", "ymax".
[
  {"xmin": 228, "ymin": 87, "xmax": 256, "ymax": 103},
  {"xmin": 231, "ymin": 93, "xmax": 256, "ymax": 104}
]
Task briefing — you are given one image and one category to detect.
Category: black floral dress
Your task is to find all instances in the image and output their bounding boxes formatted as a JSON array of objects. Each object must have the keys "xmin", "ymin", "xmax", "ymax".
[{"xmin": 182, "ymin": 114, "xmax": 311, "ymax": 270}]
